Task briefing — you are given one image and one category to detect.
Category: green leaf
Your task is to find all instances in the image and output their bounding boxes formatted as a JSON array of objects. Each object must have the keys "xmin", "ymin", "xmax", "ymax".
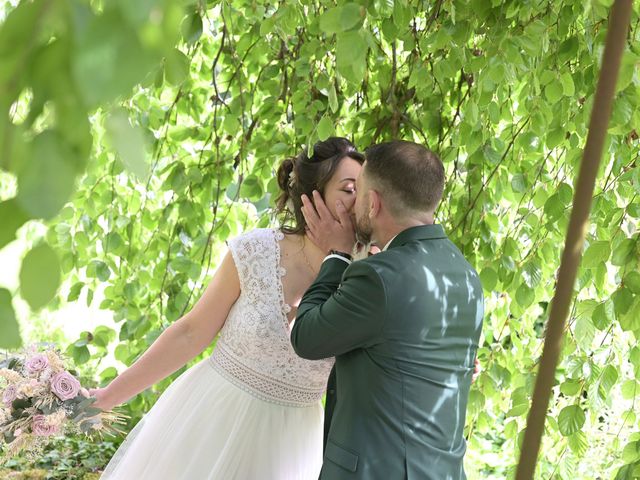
[
  {"xmin": 612, "ymin": 238, "xmax": 636, "ymax": 266},
  {"xmin": 545, "ymin": 80, "xmax": 563, "ymax": 103},
  {"xmin": 599, "ymin": 365, "xmax": 618, "ymax": 397},
  {"xmin": 170, "ymin": 256, "xmax": 193, "ymax": 273},
  {"xmin": 328, "ymin": 84, "xmax": 339, "ymax": 113},
  {"xmin": 546, "ymin": 128, "xmax": 565, "ymax": 149},
  {"xmin": 621, "ymin": 440, "xmax": 640, "ymax": 464},
  {"xmin": 0, "ymin": 289, "xmax": 22, "ymax": 349},
  {"xmin": 621, "ymin": 380, "xmax": 638, "ymax": 400},
  {"xmin": 100, "ymin": 366, "xmax": 118, "ymax": 382},
  {"xmin": 511, "ymin": 173, "xmax": 526, "ymax": 193},
  {"xmin": 0, "ymin": 199, "xmax": 30, "ymax": 249},
  {"xmin": 613, "ymin": 287, "xmax": 634, "ymax": 317},
  {"xmin": 523, "ymin": 261, "xmax": 542, "ymax": 288},
  {"xmin": 70, "ymin": 345, "xmax": 90, "ymax": 365},
  {"xmin": 114, "ymin": 344, "xmax": 133, "ymax": 365},
  {"xmin": 575, "ymin": 314, "xmax": 595, "ymax": 350},
  {"xmin": 93, "ymin": 326, "xmax": 116, "ymax": 348},
  {"xmin": 340, "ymin": 3, "xmax": 364, "ymax": 30},
  {"xmin": 616, "ymin": 51, "xmax": 639, "ymax": 92},
  {"xmin": 611, "ymin": 96, "xmax": 633, "ymax": 130},
  {"xmin": 544, "ymin": 193, "xmax": 564, "ymax": 221},
  {"xmin": 103, "ymin": 231, "xmax": 125, "ymax": 254},
  {"xmin": 479, "ymin": 267, "xmax": 498, "ymax": 292},
  {"xmin": 72, "ymin": 9, "xmax": 157, "ymax": 107},
  {"xmin": 506, "ymin": 403, "xmax": 528, "ymax": 418},
  {"xmin": 0, "ymin": 0, "xmax": 41, "ymax": 99},
  {"xmin": 625, "ymin": 271, "xmax": 640, "ymax": 294},
  {"xmin": 16, "ymin": 131, "xmax": 77, "ymax": 220},
  {"xmin": 560, "ymin": 379, "xmax": 582, "ymax": 396},
  {"xmin": 394, "ymin": 1, "xmax": 413, "ymax": 29},
  {"xmin": 558, "ymin": 183, "xmax": 573, "ymax": 205},
  {"xmin": 558, "ymin": 405, "xmax": 585, "ymax": 436},
  {"xmin": 631, "ymin": 347, "xmax": 640, "ymax": 371},
  {"xmin": 318, "ymin": 7, "xmax": 342, "ymax": 34},
  {"xmin": 319, "ymin": 4, "xmax": 363, "ymax": 34},
  {"xmin": 336, "ymin": 30, "xmax": 367, "ymax": 83},
  {"xmin": 105, "ymin": 108, "xmax": 150, "ymax": 180},
  {"xmin": 74, "ymin": 331, "xmax": 91, "ymax": 347},
  {"xmin": 87, "ymin": 260, "xmax": 111, "ymax": 282},
  {"xmin": 465, "ymin": 100, "xmax": 479, "ymax": 124},
  {"xmin": 591, "ymin": 301, "xmax": 613, "ymax": 330},
  {"xmin": 515, "ymin": 284, "xmax": 534, "ymax": 308},
  {"xmin": 560, "ymin": 72, "xmax": 575, "ymax": 96},
  {"xmin": 67, "ymin": 282, "xmax": 84, "ymax": 302},
  {"xmin": 483, "ymin": 145, "xmax": 501, "ymax": 164},
  {"xmin": 618, "ymin": 295, "xmax": 640, "ymax": 331},
  {"xmin": 115, "ymin": 0, "xmax": 168, "ymax": 27},
  {"xmin": 567, "ymin": 430, "xmax": 588, "ymax": 457},
  {"xmin": 181, "ymin": 11, "xmax": 203, "ymax": 44},
  {"xmin": 582, "ymin": 241, "xmax": 610, "ymax": 269},
  {"xmin": 123, "ymin": 282, "xmax": 140, "ymax": 301},
  {"xmin": 239, "ymin": 175, "xmax": 264, "ymax": 201},
  {"xmin": 165, "ymin": 48, "xmax": 191, "ymax": 85},
  {"xmin": 317, "ymin": 116, "xmax": 335, "ymax": 141},
  {"xmin": 558, "ymin": 37, "xmax": 579, "ymax": 62},
  {"xmin": 259, "ymin": 17, "xmax": 275, "ymax": 36},
  {"xmin": 19, "ymin": 243, "xmax": 61, "ymax": 310}
]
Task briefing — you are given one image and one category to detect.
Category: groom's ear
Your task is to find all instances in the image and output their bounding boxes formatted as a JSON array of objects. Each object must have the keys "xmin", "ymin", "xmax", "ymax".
[{"xmin": 369, "ymin": 190, "xmax": 381, "ymax": 218}]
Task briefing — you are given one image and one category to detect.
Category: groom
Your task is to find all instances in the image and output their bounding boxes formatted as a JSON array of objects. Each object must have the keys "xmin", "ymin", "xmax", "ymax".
[{"xmin": 291, "ymin": 140, "xmax": 484, "ymax": 479}]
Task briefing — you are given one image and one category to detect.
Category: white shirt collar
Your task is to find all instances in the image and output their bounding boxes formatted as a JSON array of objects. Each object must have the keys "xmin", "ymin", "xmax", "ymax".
[{"xmin": 382, "ymin": 234, "xmax": 399, "ymax": 252}]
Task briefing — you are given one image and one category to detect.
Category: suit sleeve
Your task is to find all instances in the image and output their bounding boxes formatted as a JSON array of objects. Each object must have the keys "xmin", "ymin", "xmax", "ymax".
[{"xmin": 291, "ymin": 258, "xmax": 386, "ymax": 360}]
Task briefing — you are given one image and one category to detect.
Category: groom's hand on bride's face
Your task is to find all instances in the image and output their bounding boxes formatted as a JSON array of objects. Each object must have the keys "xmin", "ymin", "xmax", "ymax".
[{"xmin": 301, "ymin": 191, "xmax": 356, "ymax": 253}]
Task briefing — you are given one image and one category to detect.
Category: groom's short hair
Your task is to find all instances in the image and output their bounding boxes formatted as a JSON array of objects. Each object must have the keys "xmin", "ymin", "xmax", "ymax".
[{"xmin": 364, "ymin": 141, "xmax": 444, "ymax": 216}]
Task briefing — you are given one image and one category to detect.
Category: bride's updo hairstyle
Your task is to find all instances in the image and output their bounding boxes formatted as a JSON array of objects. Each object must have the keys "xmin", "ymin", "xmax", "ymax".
[{"xmin": 276, "ymin": 137, "xmax": 365, "ymax": 235}]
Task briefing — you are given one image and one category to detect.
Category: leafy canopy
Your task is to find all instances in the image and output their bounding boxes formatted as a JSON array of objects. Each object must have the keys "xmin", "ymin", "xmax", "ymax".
[{"xmin": 1, "ymin": 0, "xmax": 640, "ymax": 477}]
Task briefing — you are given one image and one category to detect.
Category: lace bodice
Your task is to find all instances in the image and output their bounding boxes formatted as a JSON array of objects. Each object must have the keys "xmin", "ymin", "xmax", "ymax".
[{"xmin": 209, "ymin": 228, "xmax": 334, "ymax": 407}]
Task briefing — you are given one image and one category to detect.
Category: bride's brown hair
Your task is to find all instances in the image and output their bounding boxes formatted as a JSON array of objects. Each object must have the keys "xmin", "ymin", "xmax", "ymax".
[{"xmin": 275, "ymin": 137, "xmax": 364, "ymax": 235}]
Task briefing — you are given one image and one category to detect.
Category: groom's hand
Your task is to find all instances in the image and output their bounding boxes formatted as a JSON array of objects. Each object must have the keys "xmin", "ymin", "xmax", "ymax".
[{"xmin": 301, "ymin": 190, "xmax": 356, "ymax": 253}]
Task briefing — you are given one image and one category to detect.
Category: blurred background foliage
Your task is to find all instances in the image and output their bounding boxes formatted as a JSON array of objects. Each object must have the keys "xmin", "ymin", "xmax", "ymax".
[{"xmin": 1, "ymin": 0, "xmax": 640, "ymax": 477}]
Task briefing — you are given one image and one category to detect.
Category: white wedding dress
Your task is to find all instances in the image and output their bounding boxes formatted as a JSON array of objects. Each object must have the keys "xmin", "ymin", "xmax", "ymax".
[{"xmin": 100, "ymin": 228, "xmax": 334, "ymax": 479}]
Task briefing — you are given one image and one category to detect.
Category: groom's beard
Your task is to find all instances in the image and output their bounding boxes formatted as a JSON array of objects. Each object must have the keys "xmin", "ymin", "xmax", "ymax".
[{"xmin": 355, "ymin": 212, "xmax": 373, "ymax": 245}]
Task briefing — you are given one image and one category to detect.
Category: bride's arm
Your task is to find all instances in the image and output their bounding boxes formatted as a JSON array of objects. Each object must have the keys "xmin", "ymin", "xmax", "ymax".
[{"xmin": 90, "ymin": 251, "xmax": 240, "ymax": 410}]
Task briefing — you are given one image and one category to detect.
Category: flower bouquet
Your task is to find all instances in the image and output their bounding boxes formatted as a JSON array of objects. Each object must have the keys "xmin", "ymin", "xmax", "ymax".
[{"xmin": 0, "ymin": 345, "xmax": 124, "ymax": 457}]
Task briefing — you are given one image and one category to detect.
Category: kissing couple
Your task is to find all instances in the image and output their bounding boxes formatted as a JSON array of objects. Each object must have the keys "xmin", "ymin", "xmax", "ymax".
[{"xmin": 92, "ymin": 138, "xmax": 484, "ymax": 479}]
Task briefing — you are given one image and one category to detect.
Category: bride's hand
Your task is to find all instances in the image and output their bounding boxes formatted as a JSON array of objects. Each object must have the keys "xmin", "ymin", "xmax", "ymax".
[
  {"xmin": 88, "ymin": 387, "xmax": 117, "ymax": 411},
  {"xmin": 472, "ymin": 357, "xmax": 481, "ymax": 383}
]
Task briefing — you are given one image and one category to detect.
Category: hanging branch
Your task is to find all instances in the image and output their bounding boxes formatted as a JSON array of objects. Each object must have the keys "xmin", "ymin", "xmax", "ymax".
[
  {"xmin": 453, "ymin": 117, "xmax": 531, "ymax": 233},
  {"xmin": 515, "ymin": 1, "xmax": 633, "ymax": 478}
]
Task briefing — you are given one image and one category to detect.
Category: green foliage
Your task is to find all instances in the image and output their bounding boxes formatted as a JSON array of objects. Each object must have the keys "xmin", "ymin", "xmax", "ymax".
[
  {"xmin": 1, "ymin": 434, "xmax": 118, "ymax": 479},
  {"xmin": 0, "ymin": 289, "xmax": 20, "ymax": 349},
  {"xmin": 1, "ymin": 0, "xmax": 640, "ymax": 477},
  {"xmin": 0, "ymin": 0, "xmax": 185, "ymax": 345}
]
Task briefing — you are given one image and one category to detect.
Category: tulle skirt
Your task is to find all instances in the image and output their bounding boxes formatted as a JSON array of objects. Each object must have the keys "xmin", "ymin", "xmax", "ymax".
[{"xmin": 100, "ymin": 359, "xmax": 324, "ymax": 479}]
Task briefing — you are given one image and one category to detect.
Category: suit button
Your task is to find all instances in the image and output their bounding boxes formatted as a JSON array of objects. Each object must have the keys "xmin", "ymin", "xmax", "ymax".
[{"xmin": 328, "ymin": 389, "xmax": 336, "ymax": 395}]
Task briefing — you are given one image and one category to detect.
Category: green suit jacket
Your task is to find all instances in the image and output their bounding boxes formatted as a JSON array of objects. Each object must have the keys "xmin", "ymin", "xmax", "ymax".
[{"xmin": 291, "ymin": 225, "xmax": 483, "ymax": 480}]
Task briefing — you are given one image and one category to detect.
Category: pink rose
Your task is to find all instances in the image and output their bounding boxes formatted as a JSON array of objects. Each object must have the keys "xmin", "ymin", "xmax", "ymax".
[
  {"xmin": 32, "ymin": 415, "xmax": 59, "ymax": 436},
  {"xmin": 2, "ymin": 384, "xmax": 17, "ymax": 407},
  {"xmin": 25, "ymin": 354, "xmax": 49, "ymax": 374},
  {"xmin": 50, "ymin": 372, "xmax": 81, "ymax": 401}
]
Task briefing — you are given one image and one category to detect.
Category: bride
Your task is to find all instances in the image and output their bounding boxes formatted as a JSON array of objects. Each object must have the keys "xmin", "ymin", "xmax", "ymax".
[{"xmin": 91, "ymin": 137, "xmax": 364, "ymax": 479}]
